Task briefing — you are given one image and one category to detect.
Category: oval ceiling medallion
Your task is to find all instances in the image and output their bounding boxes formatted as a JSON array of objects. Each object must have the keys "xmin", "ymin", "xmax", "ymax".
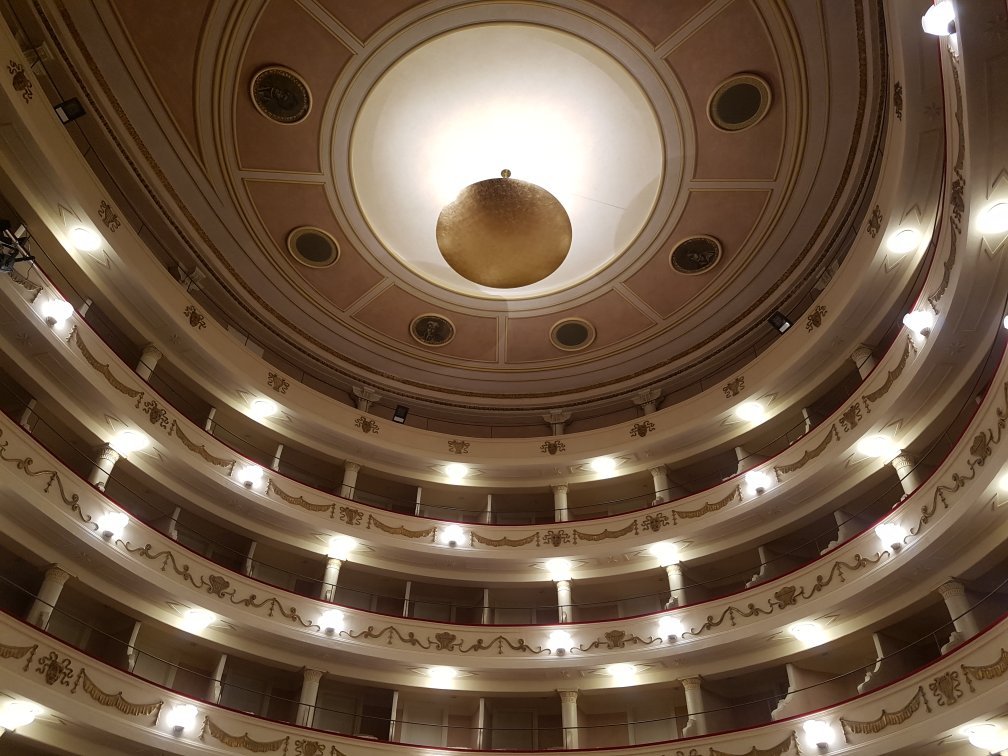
[
  {"xmin": 550, "ymin": 318, "xmax": 596, "ymax": 351},
  {"xmin": 708, "ymin": 74, "xmax": 771, "ymax": 131},
  {"xmin": 286, "ymin": 227, "xmax": 339, "ymax": 268},
  {"xmin": 250, "ymin": 66, "xmax": 311, "ymax": 124},
  {"xmin": 670, "ymin": 235, "xmax": 722, "ymax": 275},
  {"xmin": 436, "ymin": 171, "xmax": 573, "ymax": 288},
  {"xmin": 410, "ymin": 314, "xmax": 455, "ymax": 347}
]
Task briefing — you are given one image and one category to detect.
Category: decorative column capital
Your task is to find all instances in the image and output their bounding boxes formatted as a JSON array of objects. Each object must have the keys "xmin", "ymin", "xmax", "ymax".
[
  {"xmin": 543, "ymin": 410, "xmax": 572, "ymax": 435},
  {"xmin": 633, "ymin": 388, "xmax": 661, "ymax": 414},
  {"xmin": 665, "ymin": 563, "xmax": 683, "ymax": 578},
  {"xmin": 140, "ymin": 343, "xmax": 162, "ymax": 361},
  {"xmin": 851, "ymin": 344, "xmax": 874, "ymax": 363},
  {"xmin": 557, "ymin": 689, "xmax": 578, "ymax": 704},
  {"xmin": 555, "ymin": 578, "xmax": 571, "ymax": 589},
  {"xmin": 649, "ymin": 465, "xmax": 667, "ymax": 477},
  {"xmin": 551, "ymin": 483, "xmax": 568, "ymax": 495},
  {"xmin": 937, "ymin": 580, "xmax": 965, "ymax": 599},
  {"xmin": 352, "ymin": 386, "xmax": 381, "ymax": 412},
  {"xmin": 343, "ymin": 461, "xmax": 361, "ymax": 474},
  {"xmin": 96, "ymin": 444, "xmax": 121, "ymax": 465},
  {"xmin": 680, "ymin": 676, "xmax": 703, "ymax": 691},
  {"xmin": 303, "ymin": 668, "xmax": 325, "ymax": 684},
  {"xmin": 890, "ymin": 453, "xmax": 917, "ymax": 474},
  {"xmin": 44, "ymin": 565, "xmax": 73, "ymax": 586}
]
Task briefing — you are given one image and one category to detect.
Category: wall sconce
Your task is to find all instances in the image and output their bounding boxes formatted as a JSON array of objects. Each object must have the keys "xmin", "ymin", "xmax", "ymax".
[
  {"xmin": 165, "ymin": 703, "xmax": 198, "ymax": 734},
  {"xmin": 903, "ymin": 309, "xmax": 935, "ymax": 336},
  {"xmin": 745, "ymin": 469, "xmax": 771, "ymax": 495},
  {"xmin": 97, "ymin": 511, "xmax": 129, "ymax": 540},
  {"xmin": 658, "ymin": 615, "xmax": 685, "ymax": 641},
  {"xmin": 249, "ymin": 397, "xmax": 277, "ymax": 420},
  {"xmin": 109, "ymin": 429, "xmax": 150, "ymax": 456},
  {"xmin": 235, "ymin": 464, "xmax": 264, "ymax": 489},
  {"xmin": 875, "ymin": 521, "xmax": 906, "ymax": 552},
  {"xmin": 319, "ymin": 609, "xmax": 345, "ymax": 634},
  {"xmin": 327, "ymin": 534, "xmax": 356, "ymax": 560},
  {"xmin": 438, "ymin": 523, "xmax": 465, "ymax": 547},
  {"xmin": 547, "ymin": 629, "xmax": 572, "ymax": 655},
  {"xmin": 803, "ymin": 719, "xmax": 836, "ymax": 751},
  {"xmin": 180, "ymin": 608, "xmax": 215, "ymax": 633},
  {"xmin": 40, "ymin": 296, "xmax": 74, "ymax": 326},
  {"xmin": 545, "ymin": 558, "xmax": 573, "ymax": 582},
  {"xmin": 0, "ymin": 699, "xmax": 41, "ymax": 732}
]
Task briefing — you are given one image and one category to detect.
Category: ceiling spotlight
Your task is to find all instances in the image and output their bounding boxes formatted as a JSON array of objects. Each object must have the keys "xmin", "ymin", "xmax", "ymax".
[
  {"xmin": 744, "ymin": 469, "xmax": 772, "ymax": 495},
  {"xmin": 249, "ymin": 397, "xmax": 277, "ymax": 420},
  {"xmin": 607, "ymin": 663, "xmax": 636, "ymax": 684},
  {"xmin": 921, "ymin": 0, "xmax": 955, "ymax": 36},
  {"xmin": 768, "ymin": 310, "xmax": 791, "ymax": 334},
  {"xmin": 165, "ymin": 703, "xmax": 198, "ymax": 734},
  {"xmin": 54, "ymin": 98, "xmax": 86, "ymax": 124},
  {"xmin": 438, "ymin": 523, "xmax": 466, "ymax": 547},
  {"xmin": 546, "ymin": 629, "xmax": 572, "ymax": 655},
  {"xmin": 426, "ymin": 666, "xmax": 458, "ymax": 686},
  {"xmin": 648, "ymin": 541, "xmax": 680, "ymax": 566},
  {"xmin": 109, "ymin": 429, "xmax": 150, "ymax": 456},
  {"xmin": 735, "ymin": 400, "xmax": 766, "ymax": 423},
  {"xmin": 903, "ymin": 309, "xmax": 935, "ymax": 336},
  {"xmin": 545, "ymin": 557, "xmax": 573, "ymax": 582},
  {"xmin": 0, "ymin": 699, "xmax": 41, "ymax": 731},
  {"xmin": 393, "ymin": 405, "xmax": 409, "ymax": 424},
  {"xmin": 235, "ymin": 463, "xmax": 264, "ymax": 488},
  {"xmin": 444, "ymin": 462, "xmax": 468, "ymax": 482},
  {"xmin": 658, "ymin": 615, "xmax": 685, "ymax": 640},
  {"xmin": 97, "ymin": 511, "xmax": 129, "ymax": 540},
  {"xmin": 327, "ymin": 534, "xmax": 357, "ymax": 560},
  {"xmin": 886, "ymin": 227, "xmax": 921, "ymax": 254},
  {"xmin": 998, "ymin": 472, "xmax": 1008, "ymax": 492},
  {"xmin": 319, "ymin": 608, "xmax": 345, "ymax": 634},
  {"xmin": 69, "ymin": 226, "xmax": 102, "ymax": 252},
  {"xmin": 790, "ymin": 621, "xmax": 826, "ymax": 645},
  {"xmin": 963, "ymin": 723, "xmax": 1008, "ymax": 752},
  {"xmin": 978, "ymin": 202, "xmax": 1008, "ymax": 235},
  {"xmin": 180, "ymin": 607, "xmax": 215, "ymax": 633},
  {"xmin": 40, "ymin": 296, "xmax": 74, "ymax": 326},
  {"xmin": 589, "ymin": 456, "xmax": 617, "ymax": 476},
  {"xmin": 856, "ymin": 434, "xmax": 901, "ymax": 461}
]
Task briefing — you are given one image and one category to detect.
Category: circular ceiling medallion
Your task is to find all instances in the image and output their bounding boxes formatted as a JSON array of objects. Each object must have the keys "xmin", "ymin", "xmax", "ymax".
[
  {"xmin": 708, "ymin": 74, "xmax": 771, "ymax": 131},
  {"xmin": 286, "ymin": 227, "xmax": 339, "ymax": 268},
  {"xmin": 550, "ymin": 318, "xmax": 596, "ymax": 351},
  {"xmin": 435, "ymin": 172, "xmax": 572, "ymax": 288},
  {"xmin": 670, "ymin": 235, "xmax": 722, "ymax": 274},
  {"xmin": 250, "ymin": 66, "xmax": 311, "ymax": 124},
  {"xmin": 350, "ymin": 24, "xmax": 666, "ymax": 298},
  {"xmin": 410, "ymin": 314, "xmax": 455, "ymax": 347}
]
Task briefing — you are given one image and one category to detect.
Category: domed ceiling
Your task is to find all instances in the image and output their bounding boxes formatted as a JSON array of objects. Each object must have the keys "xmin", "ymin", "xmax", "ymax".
[{"xmin": 51, "ymin": 0, "xmax": 883, "ymax": 418}]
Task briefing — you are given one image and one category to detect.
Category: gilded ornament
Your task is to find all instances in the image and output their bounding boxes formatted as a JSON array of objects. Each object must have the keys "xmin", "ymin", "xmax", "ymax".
[
  {"xmin": 839, "ymin": 403, "xmax": 862, "ymax": 433},
  {"xmin": 929, "ymin": 670, "xmax": 962, "ymax": 706},
  {"xmin": 354, "ymin": 415, "xmax": 379, "ymax": 434},
  {"xmin": 98, "ymin": 200, "xmax": 121, "ymax": 232},
  {"xmin": 893, "ymin": 80, "xmax": 903, "ymax": 120},
  {"xmin": 641, "ymin": 513, "xmax": 670, "ymax": 533},
  {"xmin": 862, "ymin": 339, "xmax": 912, "ymax": 412},
  {"xmin": 867, "ymin": 205, "xmax": 882, "ymax": 237},
  {"xmin": 267, "ymin": 371, "xmax": 290, "ymax": 394},
  {"xmin": 73, "ymin": 669, "xmax": 162, "ymax": 719},
  {"xmin": 268, "ymin": 479, "xmax": 335, "ymax": 516},
  {"xmin": 7, "ymin": 59, "xmax": 33, "ymax": 102},
  {"xmin": 540, "ymin": 440, "xmax": 566, "ymax": 455},
  {"xmin": 709, "ymin": 731, "xmax": 798, "ymax": 756},
  {"xmin": 0, "ymin": 641, "xmax": 37, "ymax": 670},
  {"xmin": 448, "ymin": 439, "xmax": 470, "ymax": 455},
  {"xmin": 338, "ymin": 505, "xmax": 363, "ymax": 526},
  {"xmin": 723, "ymin": 376, "xmax": 745, "ymax": 398},
  {"xmin": 69, "ymin": 326, "xmax": 145, "ymax": 406},
  {"xmin": 774, "ymin": 424, "xmax": 840, "ymax": 480},
  {"xmin": 201, "ymin": 716, "xmax": 289, "ymax": 752},
  {"xmin": 961, "ymin": 647, "xmax": 1008, "ymax": 691},
  {"xmin": 840, "ymin": 686, "xmax": 931, "ymax": 736},
  {"xmin": 36, "ymin": 650, "xmax": 74, "ymax": 686},
  {"xmin": 367, "ymin": 514, "xmax": 435, "ymax": 540},
  {"xmin": 630, "ymin": 420, "xmax": 655, "ymax": 438},
  {"xmin": 805, "ymin": 305, "xmax": 827, "ymax": 332},
  {"xmin": 183, "ymin": 305, "xmax": 207, "ymax": 330}
]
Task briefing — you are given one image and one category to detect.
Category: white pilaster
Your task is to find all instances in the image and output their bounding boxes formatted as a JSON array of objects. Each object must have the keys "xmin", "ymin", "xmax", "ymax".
[
  {"xmin": 321, "ymin": 558, "xmax": 343, "ymax": 601},
  {"xmin": 552, "ymin": 484, "xmax": 569, "ymax": 522},
  {"xmin": 851, "ymin": 344, "xmax": 876, "ymax": 378},
  {"xmin": 681, "ymin": 676, "xmax": 708, "ymax": 736},
  {"xmin": 296, "ymin": 668, "xmax": 324, "ymax": 727},
  {"xmin": 87, "ymin": 443, "xmax": 120, "ymax": 491},
  {"xmin": 135, "ymin": 343, "xmax": 162, "ymax": 381},
  {"xmin": 340, "ymin": 461, "xmax": 361, "ymax": 499},
  {"xmin": 555, "ymin": 579, "xmax": 572, "ymax": 623},
  {"xmin": 28, "ymin": 565, "xmax": 71, "ymax": 629},
  {"xmin": 558, "ymin": 689, "xmax": 579, "ymax": 749},
  {"xmin": 939, "ymin": 580, "xmax": 980, "ymax": 652}
]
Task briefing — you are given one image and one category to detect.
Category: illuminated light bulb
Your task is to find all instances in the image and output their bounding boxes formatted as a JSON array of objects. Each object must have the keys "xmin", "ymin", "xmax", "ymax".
[
  {"xmin": 438, "ymin": 523, "xmax": 466, "ymax": 547},
  {"xmin": 165, "ymin": 703, "xmax": 198, "ymax": 733},
  {"xmin": 607, "ymin": 663, "xmax": 636, "ymax": 684},
  {"xmin": 902, "ymin": 309, "xmax": 935, "ymax": 336},
  {"xmin": 744, "ymin": 469, "xmax": 772, "ymax": 496},
  {"xmin": 0, "ymin": 699, "xmax": 41, "ymax": 731},
  {"xmin": 921, "ymin": 0, "xmax": 955, "ymax": 35},
  {"xmin": 790, "ymin": 621, "xmax": 826, "ymax": 645},
  {"xmin": 856, "ymin": 435, "xmax": 901, "ymax": 461},
  {"xmin": 545, "ymin": 557, "xmax": 572, "ymax": 582},
  {"xmin": 180, "ymin": 607, "xmax": 214, "ymax": 633},
  {"xmin": 589, "ymin": 456, "xmax": 616, "ymax": 476},
  {"xmin": 236, "ymin": 463, "xmax": 264, "ymax": 488},
  {"xmin": 963, "ymin": 723, "xmax": 1008, "ymax": 751},
  {"xmin": 978, "ymin": 202, "xmax": 1008, "ymax": 235},
  {"xmin": 444, "ymin": 462, "xmax": 468, "ymax": 481},
  {"xmin": 547, "ymin": 629, "xmax": 572, "ymax": 655},
  {"xmin": 886, "ymin": 228, "xmax": 921, "ymax": 254},
  {"xmin": 319, "ymin": 609, "xmax": 345, "ymax": 633},
  {"xmin": 327, "ymin": 534, "xmax": 356, "ymax": 560},
  {"xmin": 69, "ymin": 226, "xmax": 102, "ymax": 252},
  {"xmin": 249, "ymin": 397, "xmax": 277, "ymax": 420},
  {"xmin": 648, "ymin": 541, "xmax": 680, "ymax": 566},
  {"xmin": 735, "ymin": 401, "xmax": 766, "ymax": 423},
  {"xmin": 999, "ymin": 473, "xmax": 1008, "ymax": 492},
  {"xmin": 427, "ymin": 666, "xmax": 458, "ymax": 685},
  {"xmin": 40, "ymin": 297, "xmax": 74, "ymax": 326},
  {"xmin": 803, "ymin": 719, "xmax": 836, "ymax": 749},
  {"xmin": 875, "ymin": 522, "xmax": 906, "ymax": 551},
  {"xmin": 97, "ymin": 511, "xmax": 129, "ymax": 539},
  {"xmin": 658, "ymin": 615, "xmax": 685, "ymax": 639},
  {"xmin": 109, "ymin": 429, "xmax": 150, "ymax": 456},
  {"xmin": 1003, "ymin": 315, "xmax": 1008, "ymax": 330}
]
